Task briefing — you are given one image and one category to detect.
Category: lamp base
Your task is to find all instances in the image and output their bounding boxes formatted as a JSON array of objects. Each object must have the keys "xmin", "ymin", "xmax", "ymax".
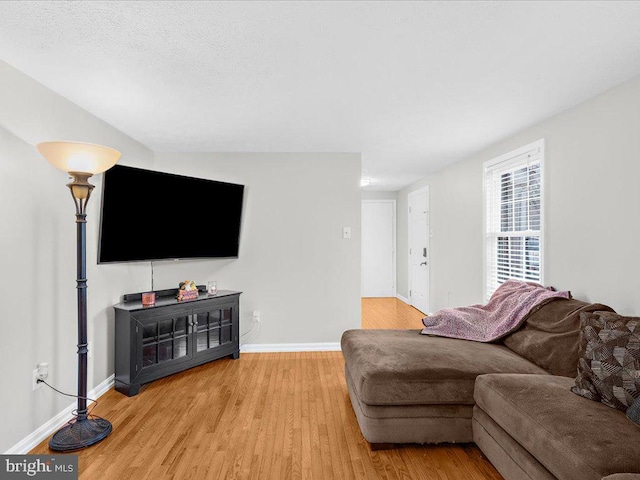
[{"xmin": 49, "ymin": 417, "xmax": 112, "ymax": 451}]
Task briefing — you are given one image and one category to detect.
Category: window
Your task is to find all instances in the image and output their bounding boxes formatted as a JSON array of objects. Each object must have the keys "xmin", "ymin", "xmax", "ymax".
[{"xmin": 484, "ymin": 139, "xmax": 544, "ymax": 299}]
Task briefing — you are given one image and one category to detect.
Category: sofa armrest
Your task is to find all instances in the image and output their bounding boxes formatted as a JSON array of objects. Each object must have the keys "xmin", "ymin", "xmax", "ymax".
[{"xmin": 601, "ymin": 475, "xmax": 640, "ymax": 480}]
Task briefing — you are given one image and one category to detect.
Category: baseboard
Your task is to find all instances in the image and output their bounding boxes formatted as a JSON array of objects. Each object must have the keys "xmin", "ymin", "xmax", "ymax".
[
  {"xmin": 5, "ymin": 374, "xmax": 115, "ymax": 455},
  {"xmin": 396, "ymin": 293, "xmax": 410, "ymax": 304},
  {"xmin": 240, "ymin": 342, "xmax": 341, "ymax": 353}
]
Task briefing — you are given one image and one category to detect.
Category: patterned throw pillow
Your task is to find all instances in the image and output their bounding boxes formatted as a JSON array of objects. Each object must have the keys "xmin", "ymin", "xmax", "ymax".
[{"xmin": 571, "ymin": 311, "xmax": 640, "ymax": 411}]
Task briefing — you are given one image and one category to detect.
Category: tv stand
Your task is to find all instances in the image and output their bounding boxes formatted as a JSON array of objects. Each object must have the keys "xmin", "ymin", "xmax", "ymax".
[{"xmin": 114, "ymin": 289, "xmax": 241, "ymax": 396}]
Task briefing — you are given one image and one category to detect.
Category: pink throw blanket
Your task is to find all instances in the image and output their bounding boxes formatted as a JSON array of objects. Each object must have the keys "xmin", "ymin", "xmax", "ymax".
[{"xmin": 421, "ymin": 280, "xmax": 571, "ymax": 342}]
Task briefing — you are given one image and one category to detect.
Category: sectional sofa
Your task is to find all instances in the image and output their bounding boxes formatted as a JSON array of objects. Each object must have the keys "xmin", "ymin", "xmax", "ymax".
[{"xmin": 341, "ymin": 298, "xmax": 640, "ymax": 480}]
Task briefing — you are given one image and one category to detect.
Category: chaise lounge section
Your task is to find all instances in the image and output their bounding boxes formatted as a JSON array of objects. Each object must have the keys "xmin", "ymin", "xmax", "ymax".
[
  {"xmin": 342, "ymin": 297, "xmax": 640, "ymax": 479},
  {"xmin": 342, "ymin": 329, "xmax": 547, "ymax": 444}
]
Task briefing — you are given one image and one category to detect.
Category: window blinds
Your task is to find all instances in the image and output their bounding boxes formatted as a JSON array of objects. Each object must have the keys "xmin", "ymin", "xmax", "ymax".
[{"xmin": 484, "ymin": 142, "xmax": 543, "ymax": 300}]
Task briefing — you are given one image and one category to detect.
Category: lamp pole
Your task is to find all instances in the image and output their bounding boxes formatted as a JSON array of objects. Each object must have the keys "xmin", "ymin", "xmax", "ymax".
[
  {"xmin": 71, "ymin": 173, "xmax": 92, "ymax": 424},
  {"xmin": 48, "ymin": 172, "xmax": 113, "ymax": 451}
]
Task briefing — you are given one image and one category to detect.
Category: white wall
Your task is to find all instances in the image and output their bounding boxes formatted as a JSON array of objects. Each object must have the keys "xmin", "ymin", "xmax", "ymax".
[
  {"xmin": 0, "ymin": 60, "xmax": 155, "ymax": 453},
  {"xmin": 398, "ymin": 75, "xmax": 640, "ymax": 315},
  {"xmin": 361, "ymin": 190, "xmax": 398, "ymax": 201},
  {"xmin": 152, "ymin": 152, "xmax": 362, "ymax": 344}
]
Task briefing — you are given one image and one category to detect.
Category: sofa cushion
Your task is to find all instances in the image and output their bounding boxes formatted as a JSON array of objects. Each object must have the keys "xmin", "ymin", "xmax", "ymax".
[
  {"xmin": 571, "ymin": 311, "xmax": 640, "ymax": 411},
  {"xmin": 474, "ymin": 374, "xmax": 640, "ymax": 480},
  {"xmin": 503, "ymin": 298, "xmax": 615, "ymax": 378},
  {"xmin": 345, "ymin": 366, "xmax": 474, "ymax": 419},
  {"xmin": 346, "ymin": 366, "xmax": 474, "ymax": 444},
  {"xmin": 341, "ymin": 329, "xmax": 547, "ymax": 406}
]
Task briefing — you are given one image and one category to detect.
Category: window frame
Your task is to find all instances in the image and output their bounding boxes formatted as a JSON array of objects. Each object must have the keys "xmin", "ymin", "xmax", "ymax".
[{"xmin": 483, "ymin": 139, "xmax": 545, "ymax": 300}]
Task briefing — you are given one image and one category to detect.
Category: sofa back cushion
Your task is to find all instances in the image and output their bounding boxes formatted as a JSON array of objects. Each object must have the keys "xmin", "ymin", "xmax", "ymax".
[{"xmin": 503, "ymin": 298, "xmax": 614, "ymax": 377}]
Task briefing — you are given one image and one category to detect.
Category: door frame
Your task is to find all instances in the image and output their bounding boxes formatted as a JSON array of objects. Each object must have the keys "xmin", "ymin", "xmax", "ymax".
[
  {"xmin": 361, "ymin": 199, "xmax": 397, "ymax": 297},
  {"xmin": 407, "ymin": 186, "xmax": 430, "ymax": 313}
]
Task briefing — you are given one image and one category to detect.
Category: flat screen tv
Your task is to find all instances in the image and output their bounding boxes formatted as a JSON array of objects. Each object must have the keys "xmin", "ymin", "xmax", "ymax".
[{"xmin": 98, "ymin": 165, "xmax": 244, "ymax": 263}]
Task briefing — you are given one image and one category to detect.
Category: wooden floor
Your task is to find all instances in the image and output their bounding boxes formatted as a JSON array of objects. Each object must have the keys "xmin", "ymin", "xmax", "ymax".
[
  {"xmin": 361, "ymin": 297, "xmax": 426, "ymax": 329},
  {"xmin": 31, "ymin": 298, "xmax": 503, "ymax": 480}
]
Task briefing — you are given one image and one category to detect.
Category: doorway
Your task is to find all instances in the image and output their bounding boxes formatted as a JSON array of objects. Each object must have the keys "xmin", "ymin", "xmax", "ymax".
[
  {"xmin": 408, "ymin": 187, "xmax": 430, "ymax": 314},
  {"xmin": 361, "ymin": 200, "xmax": 396, "ymax": 298}
]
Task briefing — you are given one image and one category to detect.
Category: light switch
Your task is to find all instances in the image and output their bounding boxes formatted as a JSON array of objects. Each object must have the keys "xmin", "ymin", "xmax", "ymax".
[{"xmin": 343, "ymin": 227, "xmax": 351, "ymax": 239}]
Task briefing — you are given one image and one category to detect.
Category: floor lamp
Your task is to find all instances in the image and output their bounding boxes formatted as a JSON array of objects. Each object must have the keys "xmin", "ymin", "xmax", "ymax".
[{"xmin": 37, "ymin": 141, "xmax": 121, "ymax": 451}]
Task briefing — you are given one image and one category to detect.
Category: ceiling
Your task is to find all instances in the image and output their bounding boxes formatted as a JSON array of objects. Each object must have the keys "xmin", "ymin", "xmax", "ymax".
[{"xmin": 2, "ymin": 1, "xmax": 640, "ymax": 191}]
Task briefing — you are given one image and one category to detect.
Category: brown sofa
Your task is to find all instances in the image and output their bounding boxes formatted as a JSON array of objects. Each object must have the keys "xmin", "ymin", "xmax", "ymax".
[{"xmin": 341, "ymin": 298, "xmax": 640, "ymax": 480}]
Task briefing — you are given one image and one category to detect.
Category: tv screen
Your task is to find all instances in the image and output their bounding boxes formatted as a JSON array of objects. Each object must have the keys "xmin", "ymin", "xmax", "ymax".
[{"xmin": 98, "ymin": 165, "xmax": 244, "ymax": 263}]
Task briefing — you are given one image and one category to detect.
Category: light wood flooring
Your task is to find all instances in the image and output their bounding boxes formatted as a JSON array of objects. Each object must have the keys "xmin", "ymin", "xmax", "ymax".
[
  {"xmin": 361, "ymin": 297, "xmax": 426, "ymax": 329},
  {"xmin": 31, "ymin": 298, "xmax": 502, "ymax": 480}
]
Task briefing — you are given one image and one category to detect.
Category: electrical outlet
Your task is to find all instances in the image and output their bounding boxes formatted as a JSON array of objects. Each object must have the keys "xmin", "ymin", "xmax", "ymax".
[
  {"xmin": 31, "ymin": 362, "xmax": 49, "ymax": 391},
  {"xmin": 253, "ymin": 310, "xmax": 261, "ymax": 323},
  {"xmin": 32, "ymin": 362, "xmax": 48, "ymax": 391}
]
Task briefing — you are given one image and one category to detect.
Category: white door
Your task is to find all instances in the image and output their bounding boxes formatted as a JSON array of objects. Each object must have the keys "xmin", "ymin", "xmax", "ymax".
[
  {"xmin": 408, "ymin": 187, "xmax": 429, "ymax": 314},
  {"xmin": 361, "ymin": 200, "xmax": 395, "ymax": 297}
]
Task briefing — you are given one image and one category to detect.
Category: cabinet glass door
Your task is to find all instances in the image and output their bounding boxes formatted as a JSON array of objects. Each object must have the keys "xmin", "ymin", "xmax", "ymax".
[
  {"xmin": 194, "ymin": 306, "xmax": 234, "ymax": 353},
  {"xmin": 220, "ymin": 308, "xmax": 233, "ymax": 345},
  {"xmin": 140, "ymin": 314, "xmax": 190, "ymax": 368}
]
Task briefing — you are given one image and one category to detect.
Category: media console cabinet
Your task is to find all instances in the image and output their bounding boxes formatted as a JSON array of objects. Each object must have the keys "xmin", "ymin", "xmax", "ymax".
[{"xmin": 114, "ymin": 290, "xmax": 241, "ymax": 396}]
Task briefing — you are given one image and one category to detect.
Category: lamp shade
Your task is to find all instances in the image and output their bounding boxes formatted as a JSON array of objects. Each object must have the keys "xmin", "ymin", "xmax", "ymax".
[{"xmin": 37, "ymin": 141, "xmax": 121, "ymax": 175}]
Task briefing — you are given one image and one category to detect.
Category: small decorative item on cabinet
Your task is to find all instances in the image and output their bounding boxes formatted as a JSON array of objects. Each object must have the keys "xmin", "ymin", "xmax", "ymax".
[
  {"xmin": 141, "ymin": 292, "xmax": 156, "ymax": 306},
  {"xmin": 177, "ymin": 280, "xmax": 199, "ymax": 301},
  {"xmin": 207, "ymin": 280, "xmax": 218, "ymax": 295}
]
